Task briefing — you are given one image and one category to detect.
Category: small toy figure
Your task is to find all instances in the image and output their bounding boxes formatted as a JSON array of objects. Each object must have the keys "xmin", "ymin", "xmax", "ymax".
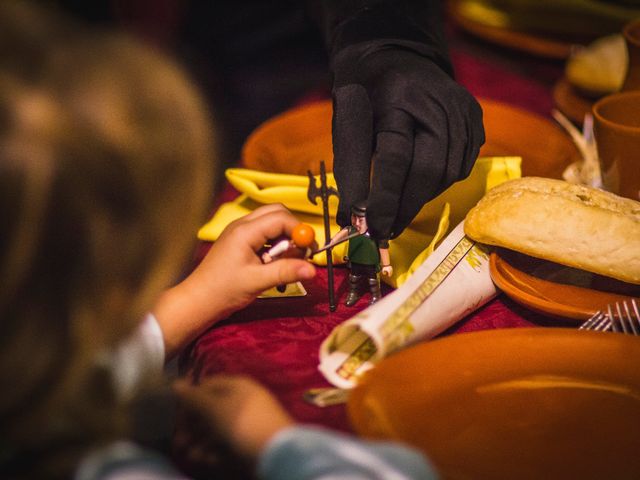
[
  {"xmin": 326, "ymin": 202, "xmax": 392, "ymax": 306},
  {"xmin": 262, "ymin": 223, "xmax": 316, "ymax": 263}
]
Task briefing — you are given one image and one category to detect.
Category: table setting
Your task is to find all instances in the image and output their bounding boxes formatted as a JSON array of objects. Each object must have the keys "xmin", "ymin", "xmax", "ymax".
[{"xmin": 180, "ymin": 17, "xmax": 640, "ymax": 479}]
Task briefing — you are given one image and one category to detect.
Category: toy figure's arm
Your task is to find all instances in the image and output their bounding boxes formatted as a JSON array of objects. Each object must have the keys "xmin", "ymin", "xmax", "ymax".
[
  {"xmin": 325, "ymin": 226, "xmax": 351, "ymax": 249},
  {"xmin": 262, "ymin": 239, "xmax": 291, "ymax": 263},
  {"xmin": 379, "ymin": 246, "xmax": 392, "ymax": 277}
]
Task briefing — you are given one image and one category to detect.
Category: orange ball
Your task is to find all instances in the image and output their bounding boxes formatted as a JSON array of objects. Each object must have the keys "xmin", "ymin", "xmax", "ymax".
[{"xmin": 291, "ymin": 223, "xmax": 315, "ymax": 248}]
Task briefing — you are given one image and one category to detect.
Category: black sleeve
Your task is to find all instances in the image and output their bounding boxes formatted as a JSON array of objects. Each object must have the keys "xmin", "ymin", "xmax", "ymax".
[{"xmin": 320, "ymin": 0, "xmax": 452, "ymax": 76}]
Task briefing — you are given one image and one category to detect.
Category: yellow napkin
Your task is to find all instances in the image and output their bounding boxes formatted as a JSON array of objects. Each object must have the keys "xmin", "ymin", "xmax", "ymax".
[{"xmin": 199, "ymin": 156, "xmax": 522, "ymax": 288}]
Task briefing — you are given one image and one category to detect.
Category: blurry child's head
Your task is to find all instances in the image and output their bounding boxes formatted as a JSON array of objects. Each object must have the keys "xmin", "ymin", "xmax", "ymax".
[{"xmin": 0, "ymin": 2, "xmax": 216, "ymax": 476}]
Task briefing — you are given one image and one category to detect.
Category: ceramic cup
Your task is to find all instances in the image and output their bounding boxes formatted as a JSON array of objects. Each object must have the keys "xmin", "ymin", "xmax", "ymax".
[
  {"xmin": 622, "ymin": 18, "xmax": 640, "ymax": 92},
  {"xmin": 592, "ymin": 90, "xmax": 640, "ymax": 201}
]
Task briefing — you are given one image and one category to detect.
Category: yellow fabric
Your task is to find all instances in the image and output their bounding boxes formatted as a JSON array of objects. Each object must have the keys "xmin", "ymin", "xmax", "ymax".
[
  {"xmin": 225, "ymin": 168, "xmax": 339, "ymax": 216},
  {"xmin": 199, "ymin": 156, "xmax": 522, "ymax": 287}
]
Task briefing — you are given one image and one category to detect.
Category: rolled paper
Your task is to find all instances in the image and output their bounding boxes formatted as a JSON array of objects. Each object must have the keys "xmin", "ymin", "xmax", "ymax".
[{"xmin": 318, "ymin": 221, "xmax": 497, "ymax": 389}]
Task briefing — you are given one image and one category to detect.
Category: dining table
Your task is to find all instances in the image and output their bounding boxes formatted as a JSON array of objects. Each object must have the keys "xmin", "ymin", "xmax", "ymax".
[
  {"xmin": 178, "ymin": 19, "xmax": 584, "ymax": 434},
  {"xmin": 164, "ymin": 11, "xmax": 640, "ymax": 479}
]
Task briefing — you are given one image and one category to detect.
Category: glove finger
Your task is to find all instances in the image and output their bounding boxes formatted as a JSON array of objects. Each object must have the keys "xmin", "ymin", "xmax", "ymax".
[
  {"xmin": 392, "ymin": 92, "xmax": 483, "ymax": 235},
  {"xmin": 461, "ymin": 95, "xmax": 485, "ymax": 178},
  {"xmin": 391, "ymin": 92, "xmax": 484, "ymax": 236},
  {"xmin": 332, "ymin": 84, "xmax": 373, "ymax": 228},
  {"xmin": 391, "ymin": 126, "xmax": 447, "ymax": 236},
  {"xmin": 366, "ymin": 108, "xmax": 415, "ymax": 240},
  {"xmin": 441, "ymin": 90, "xmax": 484, "ymax": 187}
]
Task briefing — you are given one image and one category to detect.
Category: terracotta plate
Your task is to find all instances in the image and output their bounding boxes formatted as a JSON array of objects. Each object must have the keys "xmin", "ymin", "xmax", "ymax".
[
  {"xmin": 477, "ymin": 99, "xmax": 580, "ymax": 179},
  {"xmin": 447, "ymin": 0, "xmax": 585, "ymax": 59},
  {"xmin": 242, "ymin": 98, "xmax": 580, "ymax": 178},
  {"xmin": 348, "ymin": 328, "xmax": 640, "ymax": 480},
  {"xmin": 552, "ymin": 77, "xmax": 598, "ymax": 125},
  {"xmin": 489, "ymin": 249, "xmax": 640, "ymax": 322}
]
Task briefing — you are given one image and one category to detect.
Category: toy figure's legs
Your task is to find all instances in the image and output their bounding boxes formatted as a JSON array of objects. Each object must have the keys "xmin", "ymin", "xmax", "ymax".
[
  {"xmin": 345, "ymin": 273, "xmax": 363, "ymax": 306},
  {"xmin": 345, "ymin": 263, "xmax": 381, "ymax": 306},
  {"xmin": 367, "ymin": 274, "xmax": 381, "ymax": 305}
]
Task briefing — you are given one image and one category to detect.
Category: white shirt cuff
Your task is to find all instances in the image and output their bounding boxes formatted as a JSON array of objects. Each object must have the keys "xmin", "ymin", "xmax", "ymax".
[{"xmin": 97, "ymin": 313, "xmax": 166, "ymax": 401}]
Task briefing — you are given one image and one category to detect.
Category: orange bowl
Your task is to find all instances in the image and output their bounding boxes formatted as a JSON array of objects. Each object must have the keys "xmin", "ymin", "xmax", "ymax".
[{"xmin": 348, "ymin": 328, "xmax": 640, "ymax": 480}]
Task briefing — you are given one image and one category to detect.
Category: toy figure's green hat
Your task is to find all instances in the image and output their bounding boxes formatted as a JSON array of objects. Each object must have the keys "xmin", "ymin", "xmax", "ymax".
[{"xmin": 351, "ymin": 201, "xmax": 367, "ymax": 217}]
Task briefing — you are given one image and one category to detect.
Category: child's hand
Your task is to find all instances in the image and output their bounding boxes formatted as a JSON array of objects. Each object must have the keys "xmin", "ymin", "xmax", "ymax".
[
  {"xmin": 193, "ymin": 203, "xmax": 316, "ymax": 311},
  {"xmin": 154, "ymin": 204, "xmax": 316, "ymax": 357},
  {"xmin": 173, "ymin": 375, "xmax": 294, "ymax": 461}
]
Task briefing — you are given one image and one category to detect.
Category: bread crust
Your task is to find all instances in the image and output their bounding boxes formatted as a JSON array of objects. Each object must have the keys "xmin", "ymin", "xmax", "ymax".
[{"xmin": 464, "ymin": 177, "xmax": 640, "ymax": 284}]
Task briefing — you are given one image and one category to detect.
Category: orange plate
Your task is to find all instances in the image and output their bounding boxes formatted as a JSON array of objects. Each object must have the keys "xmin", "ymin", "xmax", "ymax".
[
  {"xmin": 552, "ymin": 77, "xmax": 598, "ymax": 125},
  {"xmin": 242, "ymin": 99, "xmax": 580, "ymax": 178},
  {"xmin": 348, "ymin": 328, "xmax": 640, "ymax": 480},
  {"xmin": 489, "ymin": 250, "xmax": 640, "ymax": 322},
  {"xmin": 447, "ymin": 0, "xmax": 585, "ymax": 59}
]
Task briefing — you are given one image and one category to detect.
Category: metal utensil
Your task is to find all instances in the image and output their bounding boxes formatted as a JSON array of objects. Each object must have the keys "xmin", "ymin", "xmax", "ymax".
[
  {"xmin": 580, "ymin": 299, "xmax": 640, "ymax": 336},
  {"xmin": 608, "ymin": 299, "xmax": 640, "ymax": 336},
  {"xmin": 579, "ymin": 310, "xmax": 611, "ymax": 331}
]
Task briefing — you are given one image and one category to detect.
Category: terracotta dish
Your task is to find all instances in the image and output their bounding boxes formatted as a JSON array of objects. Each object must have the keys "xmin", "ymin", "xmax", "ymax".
[
  {"xmin": 490, "ymin": 250, "xmax": 640, "ymax": 322},
  {"xmin": 478, "ymin": 99, "xmax": 580, "ymax": 178},
  {"xmin": 348, "ymin": 327, "xmax": 640, "ymax": 480},
  {"xmin": 447, "ymin": 0, "xmax": 583, "ymax": 59},
  {"xmin": 242, "ymin": 98, "xmax": 580, "ymax": 178},
  {"xmin": 552, "ymin": 77, "xmax": 595, "ymax": 125},
  {"xmin": 242, "ymin": 101, "xmax": 333, "ymax": 176}
]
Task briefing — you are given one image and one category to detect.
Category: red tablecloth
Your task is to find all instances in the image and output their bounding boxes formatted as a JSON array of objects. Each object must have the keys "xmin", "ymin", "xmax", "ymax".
[
  {"xmin": 180, "ymin": 263, "xmax": 568, "ymax": 435},
  {"xmin": 180, "ymin": 32, "xmax": 571, "ymax": 434}
]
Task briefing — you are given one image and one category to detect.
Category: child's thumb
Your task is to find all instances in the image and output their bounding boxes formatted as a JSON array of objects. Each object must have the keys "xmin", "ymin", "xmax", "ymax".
[{"xmin": 260, "ymin": 259, "xmax": 315, "ymax": 289}]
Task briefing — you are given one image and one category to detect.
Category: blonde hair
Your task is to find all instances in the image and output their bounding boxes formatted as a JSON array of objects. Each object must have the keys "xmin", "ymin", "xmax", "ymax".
[{"xmin": 0, "ymin": 2, "xmax": 216, "ymax": 476}]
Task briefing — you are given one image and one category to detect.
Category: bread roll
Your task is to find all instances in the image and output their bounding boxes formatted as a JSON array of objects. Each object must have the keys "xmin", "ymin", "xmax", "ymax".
[
  {"xmin": 464, "ymin": 177, "xmax": 640, "ymax": 284},
  {"xmin": 566, "ymin": 34, "xmax": 627, "ymax": 97}
]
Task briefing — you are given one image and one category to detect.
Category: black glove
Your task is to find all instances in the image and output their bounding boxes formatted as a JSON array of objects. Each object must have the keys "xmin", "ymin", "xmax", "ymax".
[{"xmin": 327, "ymin": 1, "xmax": 485, "ymax": 243}]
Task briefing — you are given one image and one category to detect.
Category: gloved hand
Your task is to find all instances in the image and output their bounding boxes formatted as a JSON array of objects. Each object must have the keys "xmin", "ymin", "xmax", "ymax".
[{"xmin": 327, "ymin": 2, "xmax": 485, "ymax": 243}]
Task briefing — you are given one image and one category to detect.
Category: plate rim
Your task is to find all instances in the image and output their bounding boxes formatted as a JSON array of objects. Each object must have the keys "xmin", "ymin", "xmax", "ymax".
[{"xmin": 489, "ymin": 251, "xmax": 640, "ymax": 321}]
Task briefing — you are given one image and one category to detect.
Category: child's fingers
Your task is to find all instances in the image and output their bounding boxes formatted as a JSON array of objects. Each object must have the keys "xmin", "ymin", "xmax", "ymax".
[
  {"xmin": 173, "ymin": 379, "xmax": 222, "ymax": 415},
  {"xmin": 173, "ymin": 376, "xmax": 255, "ymax": 410},
  {"xmin": 255, "ymin": 258, "xmax": 316, "ymax": 290},
  {"xmin": 239, "ymin": 203, "xmax": 289, "ymax": 222},
  {"xmin": 234, "ymin": 210, "xmax": 302, "ymax": 251},
  {"xmin": 222, "ymin": 204, "xmax": 290, "ymax": 234},
  {"xmin": 230, "ymin": 204, "xmax": 290, "ymax": 229}
]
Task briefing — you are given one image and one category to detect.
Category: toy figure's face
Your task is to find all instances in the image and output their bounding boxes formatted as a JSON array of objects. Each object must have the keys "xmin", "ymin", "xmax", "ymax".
[{"xmin": 352, "ymin": 214, "xmax": 368, "ymax": 234}]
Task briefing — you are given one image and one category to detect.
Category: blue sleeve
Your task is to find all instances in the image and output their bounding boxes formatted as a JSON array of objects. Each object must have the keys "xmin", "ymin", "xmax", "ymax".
[
  {"xmin": 257, "ymin": 426, "xmax": 438, "ymax": 480},
  {"xmin": 74, "ymin": 441, "xmax": 183, "ymax": 480}
]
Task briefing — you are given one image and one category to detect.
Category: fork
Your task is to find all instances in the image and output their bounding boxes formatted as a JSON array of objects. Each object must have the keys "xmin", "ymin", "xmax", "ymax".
[
  {"xmin": 579, "ymin": 310, "xmax": 612, "ymax": 331},
  {"xmin": 608, "ymin": 299, "xmax": 640, "ymax": 336}
]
